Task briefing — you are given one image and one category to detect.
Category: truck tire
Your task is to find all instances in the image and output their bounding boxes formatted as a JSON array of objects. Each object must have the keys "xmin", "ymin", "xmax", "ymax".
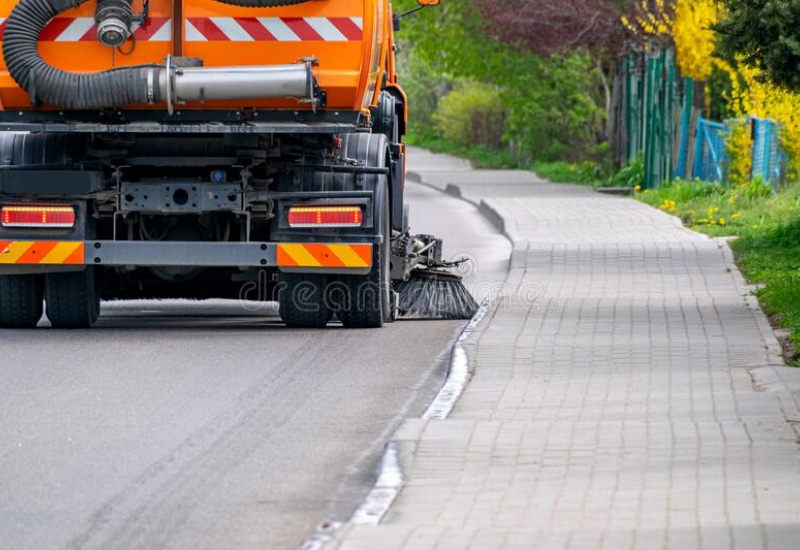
[
  {"xmin": 286, "ymin": 132, "xmax": 397, "ymax": 327},
  {"xmin": 45, "ymin": 268, "xmax": 100, "ymax": 329},
  {"xmin": 0, "ymin": 275, "xmax": 43, "ymax": 328},
  {"xmin": 335, "ymin": 176, "xmax": 392, "ymax": 328},
  {"xmin": 372, "ymin": 92, "xmax": 399, "ymax": 144},
  {"xmin": 279, "ymin": 273, "xmax": 334, "ymax": 328}
]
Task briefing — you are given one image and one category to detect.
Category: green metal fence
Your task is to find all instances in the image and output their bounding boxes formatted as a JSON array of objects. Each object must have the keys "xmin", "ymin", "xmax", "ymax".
[
  {"xmin": 616, "ymin": 48, "xmax": 678, "ymax": 189},
  {"xmin": 613, "ymin": 49, "xmax": 786, "ymax": 189}
]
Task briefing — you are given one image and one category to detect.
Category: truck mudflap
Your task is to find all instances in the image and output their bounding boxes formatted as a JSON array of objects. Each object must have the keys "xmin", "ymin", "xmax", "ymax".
[{"xmin": 0, "ymin": 240, "xmax": 373, "ymax": 274}]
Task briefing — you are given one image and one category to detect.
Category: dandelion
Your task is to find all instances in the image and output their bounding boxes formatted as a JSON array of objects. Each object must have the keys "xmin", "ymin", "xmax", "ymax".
[
  {"xmin": 719, "ymin": 218, "xmax": 726, "ymax": 226},
  {"xmin": 634, "ymin": 185, "xmax": 642, "ymax": 192}
]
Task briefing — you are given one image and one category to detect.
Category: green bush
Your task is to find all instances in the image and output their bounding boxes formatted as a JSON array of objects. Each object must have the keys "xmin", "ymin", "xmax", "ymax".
[
  {"xmin": 396, "ymin": 41, "xmax": 452, "ymax": 141},
  {"xmin": 395, "ymin": 2, "xmax": 608, "ymax": 164},
  {"xmin": 738, "ymin": 177, "xmax": 773, "ymax": 200},
  {"xmin": 530, "ymin": 160, "xmax": 605, "ymax": 186},
  {"xmin": 606, "ymin": 155, "xmax": 645, "ymax": 188},
  {"xmin": 433, "ymin": 80, "xmax": 505, "ymax": 149}
]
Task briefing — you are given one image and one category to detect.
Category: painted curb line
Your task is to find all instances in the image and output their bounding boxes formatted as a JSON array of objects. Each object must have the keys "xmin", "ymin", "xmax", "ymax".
[{"xmin": 301, "ymin": 165, "xmax": 514, "ymax": 550}]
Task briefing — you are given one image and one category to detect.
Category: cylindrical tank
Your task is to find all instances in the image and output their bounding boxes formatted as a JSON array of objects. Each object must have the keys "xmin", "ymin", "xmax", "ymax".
[{"xmin": 0, "ymin": 0, "xmax": 383, "ymax": 111}]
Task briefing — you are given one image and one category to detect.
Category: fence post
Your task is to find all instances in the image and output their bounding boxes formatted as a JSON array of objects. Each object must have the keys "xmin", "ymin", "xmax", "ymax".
[
  {"xmin": 677, "ymin": 77, "xmax": 693, "ymax": 178},
  {"xmin": 665, "ymin": 49, "xmax": 675, "ymax": 183},
  {"xmin": 692, "ymin": 116, "xmax": 704, "ymax": 180}
]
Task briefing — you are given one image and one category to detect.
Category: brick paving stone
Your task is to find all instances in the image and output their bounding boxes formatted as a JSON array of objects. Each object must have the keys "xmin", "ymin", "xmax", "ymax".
[{"xmin": 330, "ymin": 150, "xmax": 800, "ymax": 550}]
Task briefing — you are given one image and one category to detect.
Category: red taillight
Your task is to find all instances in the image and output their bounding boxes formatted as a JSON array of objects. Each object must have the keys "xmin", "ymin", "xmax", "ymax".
[
  {"xmin": 288, "ymin": 206, "xmax": 363, "ymax": 228},
  {"xmin": 1, "ymin": 205, "xmax": 76, "ymax": 228}
]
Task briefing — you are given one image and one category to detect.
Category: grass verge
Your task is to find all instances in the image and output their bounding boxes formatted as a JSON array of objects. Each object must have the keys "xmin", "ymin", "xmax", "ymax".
[
  {"xmin": 407, "ymin": 134, "xmax": 519, "ymax": 169},
  {"xmin": 407, "ymin": 133, "xmax": 609, "ymax": 186},
  {"xmin": 636, "ymin": 179, "xmax": 800, "ymax": 364}
]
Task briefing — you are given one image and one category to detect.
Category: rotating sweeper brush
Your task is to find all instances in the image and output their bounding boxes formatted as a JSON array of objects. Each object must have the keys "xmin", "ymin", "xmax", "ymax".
[{"xmin": 393, "ymin": 234, "xmax": 479, "ymax": 321}]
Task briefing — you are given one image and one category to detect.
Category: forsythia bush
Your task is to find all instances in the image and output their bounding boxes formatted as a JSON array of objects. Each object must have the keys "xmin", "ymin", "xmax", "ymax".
[
  {"xmin": 726, "ymin": 119, "xmax": 753, "ymax": 186},
  {"xmin": 624, "ymin": 0, "xmax": 800, "ymax": 178},
  {"xmin": 729, "ymin": 64, "xmax": 800, "ymax": 177},
  {"xmin": 672, "ymin": 0, "xmax": 717, "ymax": 81},
  {"xmin": 624, "ymin": 0, "xmax": 717, "ymax": 80},
  {"xmin": 623, "ymin": 0, "xmax": 672, "ymax": 37}
]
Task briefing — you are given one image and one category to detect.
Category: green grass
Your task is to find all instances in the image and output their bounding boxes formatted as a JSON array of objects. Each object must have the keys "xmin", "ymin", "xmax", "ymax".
[
  {"xmin": 406, "ymin": 133, "xmax": 519, "ymax": 169},
  {"xmin": 407, "ymin": 132, "xmax": 609, "ymax": 186},
  {"xmin": 530, "ymin": 160, "xmax": 605, "ymax": 186},
  {"xmin": 637, "ymin": 179, "xmax": 800, "ymax": 363}
]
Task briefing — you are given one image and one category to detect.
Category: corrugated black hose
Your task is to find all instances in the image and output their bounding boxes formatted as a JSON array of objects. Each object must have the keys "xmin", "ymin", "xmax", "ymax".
[
  {"xmin": 2, "ymin": 0, "xmax": 312, "ymax": 110},
  {"xmin": 2, "ymin": 0, "xmax": 159, "ymax": 109}
]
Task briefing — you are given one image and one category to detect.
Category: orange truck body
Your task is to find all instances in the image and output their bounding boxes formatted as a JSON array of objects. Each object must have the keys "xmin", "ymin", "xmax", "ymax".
[
  {"xmin": 0, "ymin": 0, "xmax": 421, "ymax": 330},
  {"xmin": 0, "ymin": 0, "xmax": 403, "ymax": 116}
]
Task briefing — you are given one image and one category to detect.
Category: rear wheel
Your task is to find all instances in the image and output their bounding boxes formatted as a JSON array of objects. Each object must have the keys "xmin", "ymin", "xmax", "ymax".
[
  {"xmin": 45, "ymin": 268, "xmax": 100, "ymax": 329},
  {"xmin": 335, "ymin": 177, "xmax": 392, "ymax": 328},
  {"xmin": 0, "ymin": 275, "xmax": 44, "ymax": 328},
  {"xmin": 278, "ymin": 273, "xmax": 334, "ymax": 328}
]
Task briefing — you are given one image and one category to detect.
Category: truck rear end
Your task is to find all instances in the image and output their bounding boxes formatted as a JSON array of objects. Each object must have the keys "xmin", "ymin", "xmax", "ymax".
[{"xmin": 0, "ymin": 0, "xmax": 438, "ymax": 329}]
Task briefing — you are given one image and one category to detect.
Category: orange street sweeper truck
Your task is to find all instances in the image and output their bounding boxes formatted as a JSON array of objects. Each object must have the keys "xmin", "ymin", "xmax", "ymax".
[{"xmin": 0, "ymin": 0, "xmax": 476, "ymax": 329}]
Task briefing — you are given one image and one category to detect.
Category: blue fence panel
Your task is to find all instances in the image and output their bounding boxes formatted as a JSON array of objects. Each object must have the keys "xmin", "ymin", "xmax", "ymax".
[
  {"xmin": 675, "ymin": 77, "xmax": 694, "ymax": 179},
  {"xmin": 692, "ymin": 118, "xmax": 730, "ymax": 182},
  {"xmin": 752, "ymin": 118, "xmax": 782, "ymax": 190}
]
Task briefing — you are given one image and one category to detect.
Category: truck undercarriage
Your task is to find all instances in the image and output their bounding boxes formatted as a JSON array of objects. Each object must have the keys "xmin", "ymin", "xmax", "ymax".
[{"xmin": 0, "ymin": 122, "xmax": 427, "ymax": 328}]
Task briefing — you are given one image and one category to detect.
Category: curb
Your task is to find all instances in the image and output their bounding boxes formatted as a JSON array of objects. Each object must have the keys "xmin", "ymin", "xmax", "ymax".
[
  {"xmin": 306, "ymin": 167, "xmax": 515, "ymax": 550},
  {"xmin": 408, "ymin": 170, "xmax": 518, "ymax": 243},
  {"xmin": 713, "ymin": 237, "xmax": 785, "ymax": 367},
  {"xmin": 410, "ymin": 171, "xmax": 528, "ymax": 278}
]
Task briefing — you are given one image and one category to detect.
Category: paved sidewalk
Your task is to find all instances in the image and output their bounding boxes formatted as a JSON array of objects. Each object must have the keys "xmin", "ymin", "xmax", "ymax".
[{"xmin": 331, "ymin": 149, "xmax": 800, "ymax": 550}]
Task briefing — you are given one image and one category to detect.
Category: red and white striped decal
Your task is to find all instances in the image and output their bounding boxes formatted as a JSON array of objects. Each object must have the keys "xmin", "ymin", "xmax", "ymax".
[
  {"xmin": 0, "ymin": 17, "xmax": 362, "ymax": 42},
  {"xmin": 0, "ymin": 17, "xmax": 171, "ymax": 41},
  {"xmin": 185, "ymin": 17, "xmax": 363, "ymax": 42}
]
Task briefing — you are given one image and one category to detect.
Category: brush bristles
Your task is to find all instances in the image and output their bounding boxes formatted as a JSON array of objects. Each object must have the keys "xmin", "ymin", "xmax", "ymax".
[{"xmin": 396, "ymin": 273, "xmax": 479, "ymax": 320}]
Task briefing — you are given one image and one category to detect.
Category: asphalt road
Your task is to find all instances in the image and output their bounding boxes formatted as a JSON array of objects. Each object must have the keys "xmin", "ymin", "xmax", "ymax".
[{"xmin": 0, "ymin": 176, "xmax": 510, "ymax": 549}]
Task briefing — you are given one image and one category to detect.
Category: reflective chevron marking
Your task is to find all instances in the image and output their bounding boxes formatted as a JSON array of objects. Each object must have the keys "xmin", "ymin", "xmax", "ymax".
[
  {"xmin": 277, "ymin": 244, "xmax": 372, "ymax": 268},
  {"xmin": 0, "ymin": 241, "xmax": 84, "ymax": 265},
  {"xmin": 0, "ymin": 17, "xmax": 172, "ymax": 42},
  {"xmin": 182, "ymin": 17, "xmax": 363, "ymax": 42},
  {"xmin": 0, "ymin": 17, "xmax": 361, "ymax": 42}
]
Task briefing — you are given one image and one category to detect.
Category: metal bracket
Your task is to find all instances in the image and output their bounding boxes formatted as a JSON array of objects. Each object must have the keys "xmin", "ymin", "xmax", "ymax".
[{"xmin": 119, "ymin": 181, "xmax": 244, "ymax": 214}]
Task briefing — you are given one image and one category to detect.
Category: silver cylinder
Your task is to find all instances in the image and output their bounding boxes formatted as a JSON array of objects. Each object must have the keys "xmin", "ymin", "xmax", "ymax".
[{"xmin": 156, "ymin": 63, "xmax": 314, "ymax": 105}]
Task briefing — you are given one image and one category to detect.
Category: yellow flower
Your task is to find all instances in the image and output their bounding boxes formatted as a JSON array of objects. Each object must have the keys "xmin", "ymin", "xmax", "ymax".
[
  {"xmin": 644, "ymin": 189, "xmax": 649, "ymax": 194},
  {"xmin": 634, "ymin": 185, "xmax": 642, "ymax": 192},
  {"xmin": 719, "ymin": 218, "xmax": 726, "ymax": 226}
]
